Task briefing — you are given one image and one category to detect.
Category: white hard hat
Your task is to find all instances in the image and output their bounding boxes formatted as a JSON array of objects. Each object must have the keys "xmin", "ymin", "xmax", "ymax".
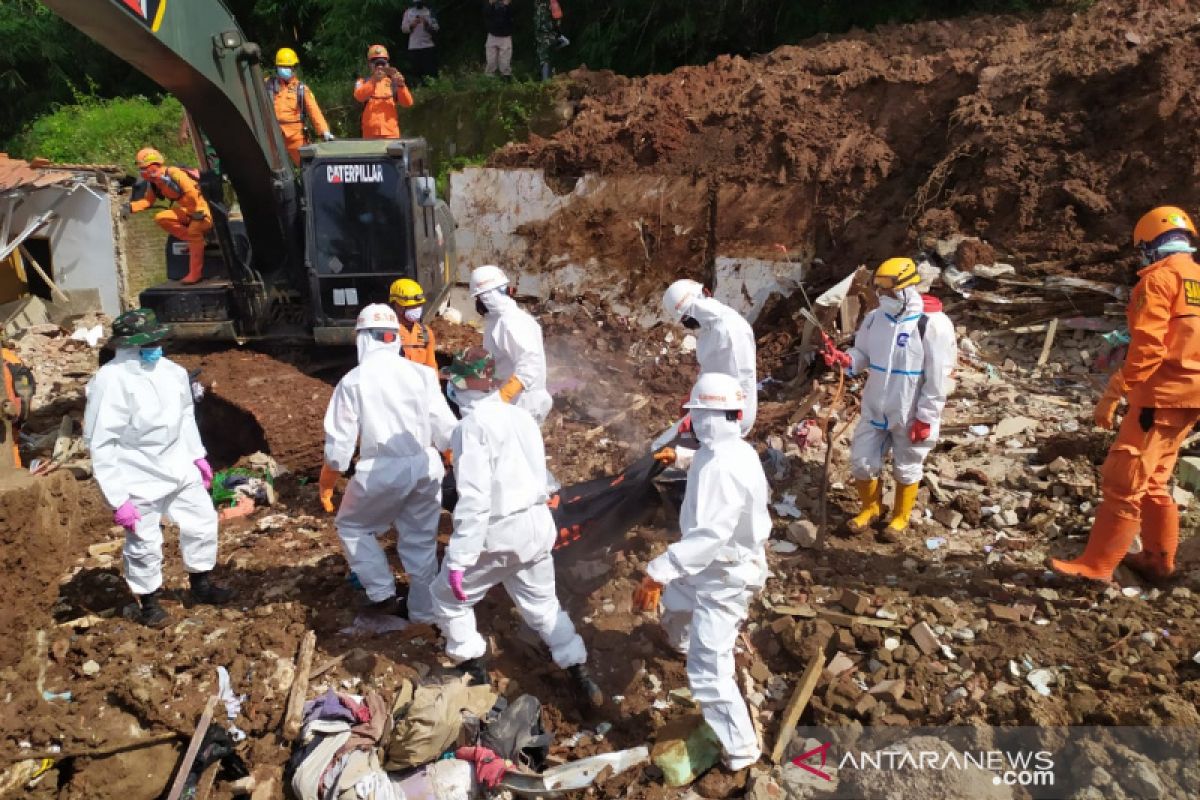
[
  {"xmin": 682, "ymin": 372, "xmax": 745, "ymax": 411},
  {"xmin": 470, "ymin": 265, "xmax": 509, "ymax": 297},
  {"xmin": 355, "ymin": 303, "xmax": 400, "ymax": 331},
  {"xmin": 662, "ymin": 278, "xmax": 704, "ymax": 321}
]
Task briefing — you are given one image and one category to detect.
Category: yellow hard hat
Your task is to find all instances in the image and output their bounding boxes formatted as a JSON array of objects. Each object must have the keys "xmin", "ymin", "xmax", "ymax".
[
  {"xmin": 873, "ymin": 257, "xmax": 921, "ymax": 292},
  {"xmin": 389, "ymin": 277, "xmax": 426, "ymax": 307},
  {"xmin": 135, "ymin": 147, "xmax": 164, "ymax": 169},
  {"xmin": 275, "ymin": 47, "xmax": 300, "ymax": 67},
  {"xmin": 367, "ymin": 44, "xmax": 390, "ymax": 61}
]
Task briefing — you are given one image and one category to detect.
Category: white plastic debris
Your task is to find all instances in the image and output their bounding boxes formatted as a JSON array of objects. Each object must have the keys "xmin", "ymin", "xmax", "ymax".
[
  {"xmin": 1193, "ymin": 650, "xmax": 1200, "ymax": 665},
  {"xmin": 772, "ymin": 494, "xmax": 804, "ymax": 518},
  {"xmin": 1122, "ymin": 587, "xmax": 1141, "ymax": 598},
  {"xmin": 770, "ymin": 540, "xmax": 798, "ymax": 555},
  {"xmin": 217, "ymin": 666, "xmax": 248, "ymax": 741},
  {"xmin": 680, "ymin": 334, "xmax": 697, "ymax": 354},
  {"xmin": 884, "ymin": 637, "xmax": 900, "ymax": 651},
  {"xmin": 968, "ymin": 425, "xmax": 990, "ymax": 436},
  {"xmin": 70, "ymin": 324, "xmax": 104, "ymax": 347},
  {"xmin": 1026, "ymin": 668, "xmax": 1056, "ymax": 696},
  {"xmin": 925, "ymin": 537, "xmax": 946, "ymax": 551},
  {"xmin": 440, "ymin": 306, "xmax": 463, "ymax": 325}
]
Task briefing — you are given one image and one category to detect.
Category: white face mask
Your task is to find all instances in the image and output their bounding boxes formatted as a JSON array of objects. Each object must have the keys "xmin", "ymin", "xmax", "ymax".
[
  {"xmin": 691, "ymin": 408, "xmax": 739, "ymax": 447},
  {"xmin": 876, "ymin": 290, "xmax": 904, "ymax": 316},
  {"xmin": 448, "ymin": 385, "xmax": 489, "ymax": 416},
  {"xmin": 403, "ymin": 306, "xmax": 423, "ymax": 323}
]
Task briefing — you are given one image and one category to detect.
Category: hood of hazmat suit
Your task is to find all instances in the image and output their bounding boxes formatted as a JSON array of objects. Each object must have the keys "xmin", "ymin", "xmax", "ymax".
[
  {"xmin": 83, "ymin": 347, "xmax": 207, "ymax": 507},
  {"xmin": 847, "ymin": 288, "xmax": 957, "ymax": 436},
  {"xmin": 687, "ymin": 297, "xmax": 758, "ymax": 436},
  {"xmin": 445, "ymin": 394, "xmax": 554, "ymax": 571},
  {"xmin": 480, "ymin": 290, "xmax": 553, "ymax": 423}
]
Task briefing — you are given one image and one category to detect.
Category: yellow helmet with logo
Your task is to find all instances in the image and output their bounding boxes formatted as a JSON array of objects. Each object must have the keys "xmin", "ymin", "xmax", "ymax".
[
  {"xmin": 275, "ymin": 47, "xmax": 300, "ymax": 67},
  {"xmin": 873, "ymin": 257, "xmax": 921, "ymax": 292},
  {"xmin": 389, "ymin": 277, "xmax": 426, "ymax": 307},
  {"xmin": 135, "ymin": 147, "xmax": 164, "ymax": 169}
]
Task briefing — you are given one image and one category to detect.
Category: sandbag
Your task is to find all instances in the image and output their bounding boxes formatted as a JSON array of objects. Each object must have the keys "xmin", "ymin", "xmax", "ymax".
[{"xmin": 382, "ymin": 677, "xmax": 497, "ymax": 770}]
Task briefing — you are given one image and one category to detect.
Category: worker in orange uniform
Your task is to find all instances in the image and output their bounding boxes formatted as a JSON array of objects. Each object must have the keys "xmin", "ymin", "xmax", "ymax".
[
  {"xmin": 1051, "ymin": 206, "xmax": 1200, "ymax": 584},
  {"xmin": 124, "ymin": 148, "xmax": 212, "ymax": 285},
  {"xmin": 2, "ymin": 345, "xmax": 35, "ymax": 469},
  {"xmin": 389, "ymin": 278, "xmax": 438, "ymax": 370},
  {"xmin": 353, "ymin": 45, "xmax": 414, "ymax": 139},
  {"xmin": 267, "ymin": 47, "xmax": 334, "ymax": 166}
]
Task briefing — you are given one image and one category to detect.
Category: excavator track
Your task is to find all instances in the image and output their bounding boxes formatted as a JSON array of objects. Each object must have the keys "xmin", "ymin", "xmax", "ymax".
[{"xmin": 175, "ymin": 350, "xmax": 335, "ymax": 475}]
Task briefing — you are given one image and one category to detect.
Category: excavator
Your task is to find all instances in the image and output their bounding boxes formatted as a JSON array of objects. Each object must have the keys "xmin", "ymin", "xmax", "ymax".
[{"xmin": 41, "ymin": 0, "xmax": 455, "ymax": 345}]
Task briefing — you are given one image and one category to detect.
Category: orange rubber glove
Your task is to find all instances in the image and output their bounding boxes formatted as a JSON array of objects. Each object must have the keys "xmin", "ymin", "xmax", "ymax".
[
  {"xmin": 632, "ymin": 576, "xmax": 663, "ymax": 611},
  {"xmin": 442, "ymin": 448, "xmax": 454, "ymax": 468},
  {"xmin": 1094, "ymin": 372, "xmax": 1126, "ymax": 431},
  {"xmin": 653, "ymin": 447, "xmax": 677, "ymax": 466},
  {"xmin": 498, "ymin": 375, "xmax": 524, "ymax": 403},
  {"xmin": 318, "ymin": 464, "xmax": 340, "ymax": 513}
]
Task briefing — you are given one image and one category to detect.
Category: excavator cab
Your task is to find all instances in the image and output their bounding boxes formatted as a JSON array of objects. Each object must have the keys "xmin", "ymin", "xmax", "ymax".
[{"xmin": 301, "ymin": 138, "xmax": 453, "ymax": 345}]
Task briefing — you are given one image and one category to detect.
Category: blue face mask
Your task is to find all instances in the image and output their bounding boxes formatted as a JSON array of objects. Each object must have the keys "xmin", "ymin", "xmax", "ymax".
[
  {"xmin": 277, "ymin": 67, "xmax": 294, "ymax": 80},
  {"xmin": 140, "ymin": 346, "xmax": 163, "ymax": 365}
]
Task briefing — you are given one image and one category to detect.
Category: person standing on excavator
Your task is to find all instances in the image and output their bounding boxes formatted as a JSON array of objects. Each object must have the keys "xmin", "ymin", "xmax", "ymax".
[
  {"xmin": 1051, "ymin": 207, "xmax": 1200, "ymax": 584},
  {"xmin": 353, "ymin": 45, "xmax": 414, "ymax": 140},
  {"xmin": 431, "ymin": 347, "xmax": 604, "ymax": 709},
  {"xmin": 320, "ymin": 304, "xmax": 458, "ymax": 622},
  {"xmin": 469, "ymin": 265, "xmax": 553, "ymax": 424},
  {"xmin": 83, "ymin": 309, "xmax": 231, "ymax": 628},
  {"xmin": 124, "ymin": 147, "xmax": 212, "ymax": 285},
  {"xmin": 388, "ymin": 277, "xmax": 438, "ymax": 370},
  {"xmin": 823, "ymin": 257, "xmax": 956, "ymax": 537},
  {"xmin": 655, "ymin": 279, "xmax": 757, "ymax": 471},
  {"xmin": 267, "ymin": 47, "xmax": 334, "ymax": 166},
  {"xmin": 633, "ymin": 372, "xmax": 770, "ymax": 775}
]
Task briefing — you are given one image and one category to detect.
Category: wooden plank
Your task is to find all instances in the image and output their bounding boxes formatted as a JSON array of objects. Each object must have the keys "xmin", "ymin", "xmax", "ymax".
[
  {"xmin": 282, "ymin": 630, "xmax": 317, "ymax": 741},
  {"xmin": 816, "ymin": 608, "xmax": 897, "ymax": 629},
  {"xmin": 17, "ymin": 243, "xmax": 70, "ymax": 304},
  {"xmin": 770, "ymin": 650, "xmax": 826, "ymax": 764},
  {"xmin": 1037, "ymin": 318, "xmax": 1059, "ymax": 367},
  {"xmin": 164, "ymin": 695, "xmax": 219, "ymax": 800},
  {"xmin": 194, "ymin": 760, "xmax": 221, "ymax": 800}
]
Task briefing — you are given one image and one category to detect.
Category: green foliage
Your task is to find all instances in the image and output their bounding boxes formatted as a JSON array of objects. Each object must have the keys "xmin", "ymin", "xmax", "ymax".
[{"xmin": 9, "ymin": 94, "xmax": 194, "ymax": 170}]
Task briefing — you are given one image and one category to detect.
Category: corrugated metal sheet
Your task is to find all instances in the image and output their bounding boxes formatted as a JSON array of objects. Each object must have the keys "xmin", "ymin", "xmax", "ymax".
[{"xmin": 0, "ymin": 154, "xmax": 103, "ymax": 193}]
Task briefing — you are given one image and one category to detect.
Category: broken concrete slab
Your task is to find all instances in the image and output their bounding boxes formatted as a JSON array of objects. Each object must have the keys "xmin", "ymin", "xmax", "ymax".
[{"xmin": 909, "ymin": 622, "xmax": 941, "ymax": 656}]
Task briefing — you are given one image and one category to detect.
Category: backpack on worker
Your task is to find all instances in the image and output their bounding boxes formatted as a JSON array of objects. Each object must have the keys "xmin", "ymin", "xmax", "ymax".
[
  {"xmin": 380, "ymin": 677, "xmax": 498, "ymax": 770},
  {"xmin": 479, "ymin": 694, "xmax": 552, "ymax": 772}
]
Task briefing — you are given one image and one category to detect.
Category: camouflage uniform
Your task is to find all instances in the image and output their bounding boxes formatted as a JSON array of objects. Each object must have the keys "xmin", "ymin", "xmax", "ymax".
[{"xmin": 534, "ymin": 0, "xmax": 556, "ymax": 79}]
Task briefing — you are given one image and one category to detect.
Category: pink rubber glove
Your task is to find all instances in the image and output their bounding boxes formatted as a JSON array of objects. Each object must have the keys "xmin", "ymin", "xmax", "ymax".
[
  {"xmin": 113, "ymin": 500, "xmax": 141, "ymax": 530},
  {"xmin": 194, "ymin": 458, "xmax": 214, "ymax": 490},
  {"xmin": 910, "ymin": 419, "xmax": 932, "ymax": 443},
  {"xmin": 455, "ymin": 746, "xmax": 511, "ymax": 789},
  {"xmin": 448, "ymin": 570, "xmax": 467, "ymax": 601}
]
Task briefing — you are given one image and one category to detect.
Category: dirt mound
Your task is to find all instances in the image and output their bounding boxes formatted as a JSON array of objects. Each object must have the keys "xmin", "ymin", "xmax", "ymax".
[{"xmin": 494, "ymin": 0, "xmax": 1200, "ymax": 279}]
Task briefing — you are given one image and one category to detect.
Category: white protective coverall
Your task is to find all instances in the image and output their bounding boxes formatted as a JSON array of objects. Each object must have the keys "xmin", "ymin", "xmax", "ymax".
[
  {"xmin": 846, "ymin": 288, "xmax": 956, "ymax": 485},
  {"xmin": 84, "ymin": 348, "xmax": 217, "ymax": 595},
  {"xmin": 430, "ymin": 391, "xmax": 587, "ymax": 668},
  {"xmin": 479, "ymin": 290, "xmax": 553, "ymax": 424},
  {"xmin": 691, "ymin": 297, "xmax": 758, "ymax": 436},
  {"xmin": 324, "ymin": 331, "xmax": 458, "ymax": 621},
  {"xmin": 646, "ymin": 408, "xmax": 771, "ymax": 770}
]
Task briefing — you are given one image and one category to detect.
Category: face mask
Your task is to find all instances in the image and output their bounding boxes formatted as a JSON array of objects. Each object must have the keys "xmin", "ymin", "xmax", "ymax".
[
  {"xmin": 681, "ymin": 315, "xmax": 701, "ymax": 330},
  {"xmin": 691, "ymin": 409, "xmax": 738, "ymax": 447},
  {"xmin": 277, "ymin": 67, "xmax": 294, "ymax": 80},
  {"xmin": 448, "ymin": 385, "xmax": 488, "ymax": 416},
  {"xmin": 403, "ymin": 306, "xmax": 423, "ymax": 323},
  {"xmin": 139, "ymin": 345, "xmax": 163, "ymax": 365},
  {"xmin": 876, "ymin": 290, "xmax": 904, "ymax": 316},
  {"xmin": 475, "ymin": 297, "xmax": 490, "ymax": 317}
]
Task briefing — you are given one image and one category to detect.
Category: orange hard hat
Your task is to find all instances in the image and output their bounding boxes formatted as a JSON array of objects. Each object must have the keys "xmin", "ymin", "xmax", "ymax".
[
  {"xmin": 367, "ymin": 44, "xmax": 389, "ymax": 61},
  {"xmin": 1133, "ymin": 206, "xmax": 1197, "ymax": 247},
  {"xmin": 136, "ymin": 147, "xmax": 164, "ymax": 169}
]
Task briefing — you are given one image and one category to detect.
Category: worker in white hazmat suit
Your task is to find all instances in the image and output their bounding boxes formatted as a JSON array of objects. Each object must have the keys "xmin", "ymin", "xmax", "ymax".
[
  {"xmin": 430, "ymin": 346, "xmax": 604, "ymax": 709},
  {"xmin": 319, "ymin": 304, "xmax": 458, "ymax": 622},
  {"xmin": 822, "ymin": 258, "xmax": 957, "ymax": 536},
  {"xmin": 469, "ymin": 265, "xmax": 553, "ymax": 425},
  {"xmin": 656, "ymin": 279, "xmax": 757, "ymax": 468},
  {"xmin": 84, "ymin": 308, "xmax": 229, "ymax": 628},
  {"xmin": 635, "ymin": 372, "xmax": 770, "ymax": 771}
]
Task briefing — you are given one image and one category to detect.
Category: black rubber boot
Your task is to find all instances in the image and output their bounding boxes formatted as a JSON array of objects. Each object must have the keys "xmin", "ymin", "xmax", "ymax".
[
  {"xmin": 189, "ymin": 571, "xmax": 233, "ymax": 605},
  {"xmin": 365, "ymin": 594, "xmax": 408, "ymax": 619},
  {"xmin": 137, "ymin": 590, "xmax": 170, "ymax": 628},
  {"xmin": 568, "ymin": 663, "xmax": 605, "ymax": 709},
  {"xmin": 457, "ymin": 655, "xmax": 489, "ymax": 686}
]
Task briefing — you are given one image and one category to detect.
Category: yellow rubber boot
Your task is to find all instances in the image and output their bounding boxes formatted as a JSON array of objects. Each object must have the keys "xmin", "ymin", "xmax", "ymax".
[
  {"xmin": 847, "ymin": 479, "xmax": 881, "ymax": 532},
  {"xmin": 885, "ymin": 482, "xmax": 919, "ymax": 534}
]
